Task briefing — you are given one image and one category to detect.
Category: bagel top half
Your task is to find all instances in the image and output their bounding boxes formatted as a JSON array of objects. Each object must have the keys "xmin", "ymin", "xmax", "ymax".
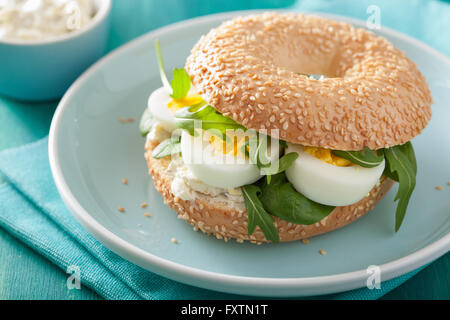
[{"xmin": 185, "ymin": 12, "xmax": 432, "ymax": 151}]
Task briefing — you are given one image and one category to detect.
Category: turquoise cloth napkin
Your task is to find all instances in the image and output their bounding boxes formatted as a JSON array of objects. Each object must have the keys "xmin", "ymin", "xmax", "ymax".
[{"xmin": 0, "ymin": 0, "xmax": 449, "ymax": 299}]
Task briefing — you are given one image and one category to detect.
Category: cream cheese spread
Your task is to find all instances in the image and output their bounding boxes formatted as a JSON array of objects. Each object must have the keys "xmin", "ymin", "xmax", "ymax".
[
  {"xmin": 168, "ymin": 156, "xmax": 245, "ymax": 209},
  {"xmin": 146, "ymin": 122, "xmax": 245, "ymax": 209},
  {"xmin": 146, "ymin": 121, "xmax": 171, "ymax": 143},
  {"xmin": 0, "ymin": 0, "xmax": 95, "ymax": 41}
]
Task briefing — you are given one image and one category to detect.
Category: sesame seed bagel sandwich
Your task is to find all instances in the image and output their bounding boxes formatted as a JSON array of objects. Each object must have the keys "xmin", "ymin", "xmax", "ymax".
[{"xmin": 139, "ymin": 13, "xmax": 432, "ymax": 244}]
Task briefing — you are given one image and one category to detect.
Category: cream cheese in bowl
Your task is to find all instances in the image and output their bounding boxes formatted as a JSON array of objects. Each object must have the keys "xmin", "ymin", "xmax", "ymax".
[
  {"xmin": 0, "ymin": 0, "xmax": 111, "ymax": 101},
  {"xmin": 0, "ymin": 0, "xmax": 95, "ymax": 41}
]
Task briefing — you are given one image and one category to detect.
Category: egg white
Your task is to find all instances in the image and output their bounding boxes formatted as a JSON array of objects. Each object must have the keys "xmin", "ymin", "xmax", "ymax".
[
  {"xmin": 180, "ymin": 130, "xmax": 279, "ymax": 189},
  {"xmin": 285, "ymin": 143, "xmax": 385, "ymax": 206},
  {"xmin": 148, "ymin": 87, "xmax": 177, "ymax": 132}
]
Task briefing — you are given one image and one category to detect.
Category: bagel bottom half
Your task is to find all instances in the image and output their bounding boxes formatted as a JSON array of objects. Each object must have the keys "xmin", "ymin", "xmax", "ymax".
[{"xmin": 145, "ymin": 140, "xmax": 394, "ymax": 244}]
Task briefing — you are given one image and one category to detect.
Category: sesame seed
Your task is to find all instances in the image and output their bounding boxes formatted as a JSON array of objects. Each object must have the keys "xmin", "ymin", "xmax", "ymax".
[
  {"xmin": 122, "ymin": 178, "xmax": 128, "ymax": 185},
  {"xmin": 171, "ymin": 238, "xmax": 179, "ymax": 244},
  {"xmin": 185, "ymin": 12, "xmax": 431, "ymax": 151},
  {"xmin": 435, "ymin": 186, "xmax": 443, "ymax": 191},
  {"xmin": 301, "ymin": 238, "xmax": 309, "ymax": 245},
  {"xmin": 140, "ymin": 203, "xmax": 148, "ymax": 208},
  {"xmin": 144, "ymin": 213, "xmax": 151, "ymax": 218},
  {"xmin": 118, "ymin": 207, "xmax": 125, "ymax": 213},
  {"xmin": 119, "ymin": 118, "xmax": 127, "ymax": 124},
  {"xmin": 128, "ymin": 117, "xmax": 135, "ymax": 123},
  {"xmin": 319, "ymin": 249, "xmax": 327, "ymax": 256}
]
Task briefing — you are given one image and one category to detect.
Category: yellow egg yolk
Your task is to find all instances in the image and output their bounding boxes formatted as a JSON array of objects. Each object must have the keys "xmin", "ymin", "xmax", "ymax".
[
  {"xmin": 304, "ymin": 147, "xmax": 352, "ymax": 167},
  {"xmin": 168, "ymin": 94, "xmax": 204, "ymax": 112},
  {"xmin": 209, "ymin": 134, "xmax": 249, "ymax": 159}
]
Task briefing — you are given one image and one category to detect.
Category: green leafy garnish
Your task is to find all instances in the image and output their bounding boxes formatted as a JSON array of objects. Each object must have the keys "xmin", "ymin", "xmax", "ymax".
[
  {"xmin": 332, "ymin": 147, "xmax": 384, "ymax": 168},
  {"xmin": 383, "ymin": 143, "xmax": 417, "ymax": 231},
  {"xmin": 154, "ymin": 39, "xmax": 171, "ymax": 93},
  {"xmin": 152, "ymin": 136, "xmax": 181, "ymax": 159},
  {"xmin": 260, "ymin": 152, "xmax": 298, "ymax": 184},
  {"xmin": 258, "ymin": 173, "xmax": 335, "ymax": 225},
  {"xmin": 239, "ymin": 134, "xmax": 297, "ymax": 183},
  {"xmin": 174, "ymin": 104, "xmax": 245, "ymax": 139},
  {"xmin": 139, "ymin": 108, "xmax": 155, "ymax": 136},
  {"xmin": 241, "ymin": 132, "xmax": 269, "ymax": 167},
  {"xmin": 155, "ymin": 39, "xmax": 191, "ymax": 100},
  {"xmin": 242, "ymin": 185, "xmax": 280, "ymax": 243},
  {"xmin": 170, "ymin": 68, "xmax": 191, "ymax": 100},
  {"xmin": 384, "ymin": 142, "xmax": 417, "ymax": 181},
  {"xmin": 401, "ymin": 142, "xmax": 418, "ymax": 175}
]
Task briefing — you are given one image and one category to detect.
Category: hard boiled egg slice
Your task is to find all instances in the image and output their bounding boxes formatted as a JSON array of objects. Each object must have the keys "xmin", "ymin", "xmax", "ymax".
[
  {"xmin": 148, "ymin": 87, "xmax": 203, "ymax": 132},
  {"xmin": 285, "ymin": 144, "xmax": 385, "ymax": 206},
  {"xmin": 180, "ymin": 130, "xmax": 279, "ymax": 189}
]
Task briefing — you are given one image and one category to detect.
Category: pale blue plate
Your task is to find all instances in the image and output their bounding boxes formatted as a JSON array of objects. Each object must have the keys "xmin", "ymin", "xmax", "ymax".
[{"xmin": 49, "ymin": 11, "xmax": 450, "ymax": 297}]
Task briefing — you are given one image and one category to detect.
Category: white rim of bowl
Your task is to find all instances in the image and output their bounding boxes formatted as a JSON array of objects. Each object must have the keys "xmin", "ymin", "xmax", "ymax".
[
  {"xmin": 49, "ymin": 10, "xmax": 450, "ymax": 297},
  {"xmin": 0, "ymin": 0, "xmax": 112, "ymax": 46}
]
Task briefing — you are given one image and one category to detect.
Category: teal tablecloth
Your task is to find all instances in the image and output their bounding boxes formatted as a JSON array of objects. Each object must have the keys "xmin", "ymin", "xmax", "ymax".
[{"xmin": 0, "ymin": 0, "xmax": 449, "ymax": 299}]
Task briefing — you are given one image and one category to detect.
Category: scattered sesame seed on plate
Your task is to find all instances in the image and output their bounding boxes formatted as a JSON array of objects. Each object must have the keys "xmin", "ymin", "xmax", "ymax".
[
  {"xmin": 447, "ymin": 182, "xmax": 450, "ymax": 186},
  {"xmin": 171, "ymin": 238, "xmax": 179, "ymax": 244},
  {"xmin": 144, "ymin": 213, "xmax": 151, "ymax": 218},
  {"xmin": 128, "ymin": 117, "xmax": 135, "ymax": 123},
  {"xmin": 319, "ymin": 249, "xmax": 327, "ymax": 256},
  {"xmin": 119, "ymin": 117, "xmax": 127, "ymax": 123},
  {"xmin": 140, "ymin": 203, "xmax": 148, "ymax": 208},
  {"xmin": 122, "ymin": 178, "xmax": 128, "ymax": 185},
  {"xmin": 301, "ymin": 238, "xmax": 309, "ymax": 245},
  {"xmin": 435, "ymin": 186, "xmax": 443, "ymax": 191},
  {"xmin": 118, "ymin": 207, "xmax": 125, "ymax": 213}
]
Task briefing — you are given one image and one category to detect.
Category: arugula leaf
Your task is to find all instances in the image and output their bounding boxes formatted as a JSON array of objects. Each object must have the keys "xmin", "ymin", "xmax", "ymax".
[
  {"xmin": 170, "ymin": 68, "xmax": 191, "ymax": 100},
  {"xmin": 139, "ymin": 108, "xmax": 155, "ymax": 136},
  {"xmin": 332, "ymin": 147, "xmax": 384, "ymax": 168},
  {"xmin": 154, "ymin": 39, "xmax": 171, "ymax": 93},
  {"xmin": 174, "ymin": 104, "xmax": 245, "ymax": 139},
  {"xmin": 279, "ymin": 140, "xmax": 288, "ymax": 149},
  {"xmin": 242, "ymin": 185, "xmax": 280, "ymax": 243},
  {"xmin": 261, "ymin": 152, "xmax": 298, "ymax": 184},
  {"xmin": 399, "ymin": 142, "xmax": 417, "ymax": 175},
  {"xmin": 152, "ymin": 136, "xmax": 181, "ymax": 159},
  {"xmin": 155, "ymin": 40, "xmax": 191, "ymax": 100},
  {"xmin": 241, "ymin": 132, "xmax": 270, "ymax": 167},
  {"xmin": 383, "ymin": 143, "xmax": 417, "ymax": 231},
  {"xmin": 258, "ymin": 173, "xmax": 335, "ymax": 225},
  {"xmin": 239, "ymin": 134, "xmax": 295, "ymax": 184},
  {"xmin": 384, "ymin": 142, "xmax": 417, "ymax": 181}
]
